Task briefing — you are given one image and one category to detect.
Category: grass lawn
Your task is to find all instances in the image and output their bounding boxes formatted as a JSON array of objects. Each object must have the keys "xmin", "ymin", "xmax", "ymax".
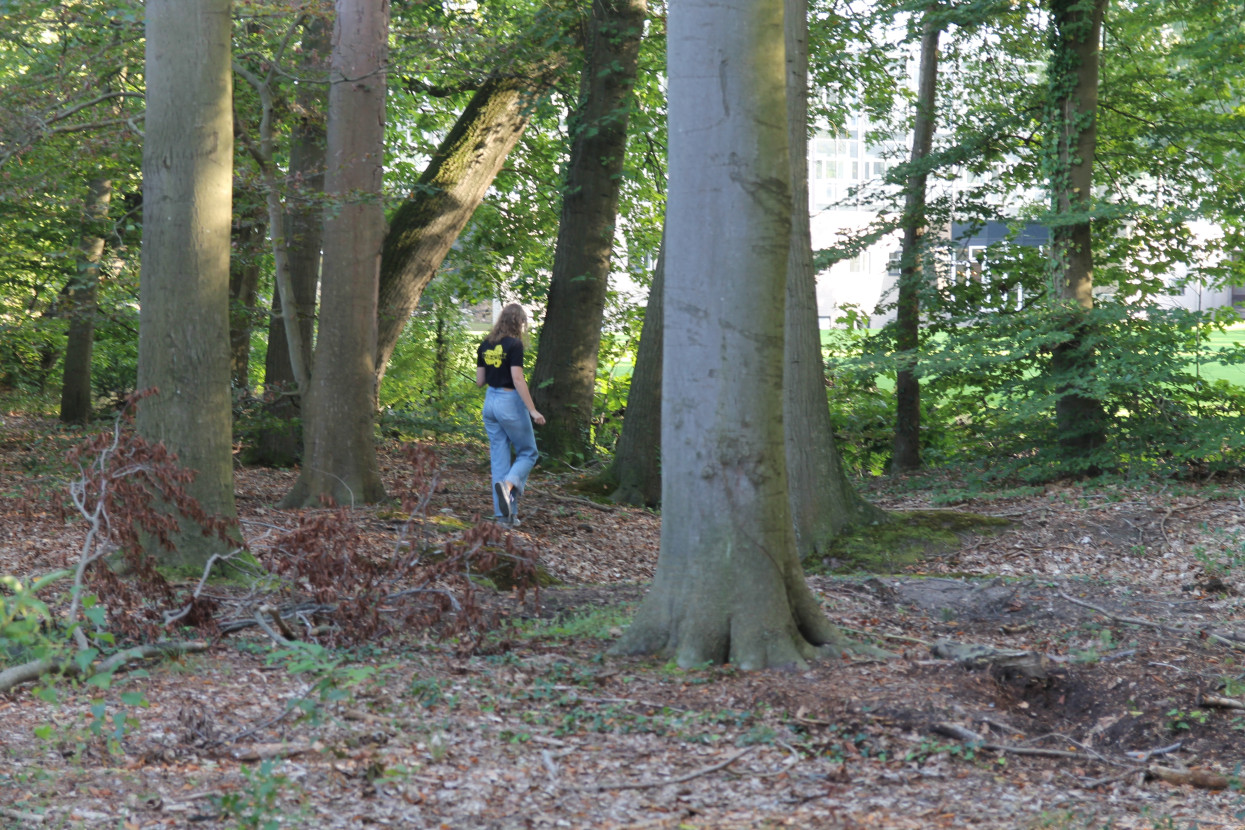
[{"xmin": 820, "ymin": 323, "xmax": 1245, "ymax": 388}]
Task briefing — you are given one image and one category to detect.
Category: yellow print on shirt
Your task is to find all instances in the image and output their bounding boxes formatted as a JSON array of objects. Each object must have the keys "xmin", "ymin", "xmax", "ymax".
[{"xmin": 483, "ymin": 344, "xmax": 505, "ymax": 368}]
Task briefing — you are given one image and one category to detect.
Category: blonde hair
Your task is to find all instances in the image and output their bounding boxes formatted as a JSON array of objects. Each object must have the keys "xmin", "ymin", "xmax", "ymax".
[{"xmin": 485, "ymin": 303, "xmax": 528, "ymax": 345}]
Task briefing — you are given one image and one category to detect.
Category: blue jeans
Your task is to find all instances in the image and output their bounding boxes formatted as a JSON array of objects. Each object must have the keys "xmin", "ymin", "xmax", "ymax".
[{"xmin": 482, "ymin": 387, "xmax": 539, "ymax": 518}]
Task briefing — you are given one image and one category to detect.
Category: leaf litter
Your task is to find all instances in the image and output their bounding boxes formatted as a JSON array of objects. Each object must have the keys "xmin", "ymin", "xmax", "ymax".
[{"xmin": 2, "ymin": 417, "xmax": 1245, "ymax": 828}]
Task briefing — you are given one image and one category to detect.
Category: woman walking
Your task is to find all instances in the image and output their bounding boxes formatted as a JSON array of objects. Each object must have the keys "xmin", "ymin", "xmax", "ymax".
[{"xmin": 476, "ymin": 303, "xmax": 545, "ymax": 524}]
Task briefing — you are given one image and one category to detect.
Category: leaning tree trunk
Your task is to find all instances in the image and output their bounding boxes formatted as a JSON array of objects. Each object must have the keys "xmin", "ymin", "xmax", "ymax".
[
  {"xmin": 60, "ymin": 176, "xmax": 112, "ymax": 425},
  {"xmin": 374, "ymin": 71, "xmax": 560, "ymax": 393},
  {"xmin": 612, "ymin": 0, "xmax": 840, "ymax": 670},
  {"xmin": 1048, "ymin": 0, "xmax": 1107, "ymax": 459},
  {"xmin": 281, "ymin": 0, "xmax": 389, "ymax": 508},
  {"xmin": 136, "ymin": 0, "xmax": 238, "ymax": 572},
  {"xmin": 783, "ymin": 0, "xmax": 886, "ymax": 559},
  {"xmin": 892, "ymin": 7, "xmax": 941, "ymax": 474},
  {"xmin": 253, "ymin": 12, "xmax": 330, "ymax": 467},
  {"xmin": 528, "ymin": 0, "xmax": 648, "ymax": 462},
  {"xmin": 607, "ymin": 234, "xmax": 664, "ymax": 507}
]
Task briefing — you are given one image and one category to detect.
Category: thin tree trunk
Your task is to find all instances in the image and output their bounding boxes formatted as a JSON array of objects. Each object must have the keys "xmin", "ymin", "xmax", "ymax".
[
  {"xmin": 1048, "ymin": 0, "xmax": 1106, "ymax": 459},
  {"xmin": 607, "ymin": 234, "xmax": 664, "ymax": 507},
  {"xmin": 136, "ymin": 0, "xmax": 238, "ymax": 572},
  {"xmin": 528, "ymin": 0, "xmax": 648, "ymax": 462},
  {"xmin": 613, "ymin": 0, "xmax": 840, "ymax": 669},
  {"xmin": 228, "ymin": 217, "xmax": 264, "ymax": 392},
  {"xmin": 60, "ymin": 176, "xmax": 112, "ymax": 424},
  {"xmin": 254, "ymin": 12, "xmax": 330, "ymax": 467},
  {"xmin": 281, "ymin": 0, "xmax": 389, "ymax": 508},
  {"xmin": 892, "ymin": 8, "xmax": 941, "ymax": 474},
  {"xmin": 783, "ymin": 0, "xmax": 886, "ymax": 559}
]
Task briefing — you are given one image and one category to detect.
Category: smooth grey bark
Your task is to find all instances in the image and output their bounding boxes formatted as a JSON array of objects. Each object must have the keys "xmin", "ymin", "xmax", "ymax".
[
  {"xmin": 612, "ymin": 0, "xmax": 839, "ymax": 669},
  {"xmin": 60, "ymin": 176, "xmax": 112, "ymax": 425},
  {"xmin": 255, "ymin": 13, "xmax": 330, "ymax": 467},
  {"xmin": 892, "ymin": 8, "xmax": 941, "ymax": 474},
  {"xmin": 1048, "ymin": 0, "xmax": 1107, "ymax": 457},
  {"xmin": 607, "ymin": 234, "xmax": 664, "ymax": 507},
  {"xmin": 783, "ymin": 0, "xmax": 886, "ymax": 559},
  {"xmin": 136, "ymin": 0, "xmax": 238, "ymax": 571},
  {"xmin": 282, "ymin": 0, "xmax": 389, "ymax": 507},
  {"xmin": 375, "ymin": 71, "xmax": 559, "ymax": 393},
  {"xmin": 528, "ymin": 0, "xmax": 648, "ymax": 462}
]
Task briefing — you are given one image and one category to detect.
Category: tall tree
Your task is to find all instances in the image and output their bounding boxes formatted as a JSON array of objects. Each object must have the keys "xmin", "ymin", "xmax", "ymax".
[
  {"xmin": 59, "ymin": 176, "xmax": 112, "ymax": 424},
  {"xmin": 606, "ymin": 233, "xmax": 664, "ymax": 507},
  {"xmin": 1046, "ymin": 0, "xmax": 1107, "ymax": 458},
  {"xmin": 375, "ymin": 66, "xmax": 565, "ymax": 392},
  {"xmin": 136, "ymin": 0, "xmax": 238, "ymax": 570},
  {"xmin": 891, "ymin": 6, "xmax": 942, "ymax": 474},
  {"xmin": 528, "ymin": 0, "xmax": 648, "ymax": 462},
  {"xmin": 228, "ymin": 215, "xmax": 265, "ymax": 391},
  {"xmin": 783, "ymin": 0, "xmax": 885, "ymax": 558},
  {"xmin": 612, "ymin": 0, "xmax": 840, "ymax": 669},
  {"xmin": 282, "ymin": 0, "xmax": 390, "ymax": 508},
  {"xmin": 254, "ymin": 11, "xmax": 331, "ymax": 466}
]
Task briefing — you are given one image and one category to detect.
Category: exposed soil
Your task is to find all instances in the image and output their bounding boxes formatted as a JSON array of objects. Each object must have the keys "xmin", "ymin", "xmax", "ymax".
[{"xmin": 3, "ymin": 415, "xmax": 1245, "ymax": 829}]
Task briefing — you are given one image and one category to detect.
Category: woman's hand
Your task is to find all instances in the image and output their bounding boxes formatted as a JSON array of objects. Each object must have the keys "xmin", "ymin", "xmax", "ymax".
[{"xmin": 530, "ymin": 410, "xmax": 546, "ymax": 426}]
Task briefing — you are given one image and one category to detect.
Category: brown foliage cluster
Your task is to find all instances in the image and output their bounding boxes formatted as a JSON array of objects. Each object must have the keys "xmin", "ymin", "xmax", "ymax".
[
  {"xmin": 70, "ymin": 393, "xmax": 232, "ymax": 642},
  {"xmin": 54, "ymin": 404, "xmax": 538, "ymax": 654},
  {"xmin": 259, "ymin": 442, "xmax": 541, "ymax": 650}
]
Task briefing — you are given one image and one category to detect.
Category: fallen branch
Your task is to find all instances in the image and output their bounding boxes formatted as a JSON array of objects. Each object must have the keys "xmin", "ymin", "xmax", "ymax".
[
  {"xmin": 95, "ymin": 640, "xmax": 210, "ymax": 675},
  {"xmin": 0, "ymin": 806, "xmax": 45, "ymax": 824},
  {"xmin": 1057, "ymin": 591, "xmax": 1245, "ymax": 652},
  {"xmin": 1148, "ymin": 764, "xmax": 1230, "ymax": 790},
  {"xmin": 0, "ymin": 657, "xmax": 70, "ymax": 694},
  {"xmin": 0, "ymin": 640, "xmax": 209, "ymax": 693},
  {"xmin": 930, "ymin": 722, "xmax": 1129, "ymax": 764},
  {"xmin": 1199, "ymin": 694, "xmax": 1245, "ymax": 710},
  {"xmin": 232, "ymin": 741, "xmax": 317, "ymax": 762},
  {"xmin": 584, "ymin": 745, "xmax": 760, "ymax": 792}
]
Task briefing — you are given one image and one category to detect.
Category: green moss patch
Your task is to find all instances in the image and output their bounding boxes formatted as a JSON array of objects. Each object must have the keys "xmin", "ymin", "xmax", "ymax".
[{"xmin": 812, "ymin": 509, "xmax": 1012, "ymax": 574}]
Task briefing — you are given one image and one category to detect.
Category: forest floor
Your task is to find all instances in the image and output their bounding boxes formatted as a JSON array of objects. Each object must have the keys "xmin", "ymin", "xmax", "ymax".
[{"xmin": 4, "ymin": 415, "xmax": 1245, "ymax": 829}]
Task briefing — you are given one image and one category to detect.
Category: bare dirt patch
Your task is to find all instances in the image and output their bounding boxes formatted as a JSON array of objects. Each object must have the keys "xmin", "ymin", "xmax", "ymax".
[{"xmin": 3, "ymin": 415, "xmax": 1245, "ymax": 829}]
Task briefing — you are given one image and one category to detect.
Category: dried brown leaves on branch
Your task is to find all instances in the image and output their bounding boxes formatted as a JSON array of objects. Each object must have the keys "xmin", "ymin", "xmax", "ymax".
[
  {"xmin": 67, "ymin": 391, "xmax": 234, "ymax": 642},
  {"xmin": 259, "ymin": 442, "xmax": 541, "ymax": 649}
]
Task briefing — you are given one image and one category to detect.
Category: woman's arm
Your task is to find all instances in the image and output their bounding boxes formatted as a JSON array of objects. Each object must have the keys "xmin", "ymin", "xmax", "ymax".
[
  {"xmin": 476, "ymin": 366, "xmax": 486, "ymax": 387},
  {"xmin": 510, "ymin": 366, "xmax": 546, "ymax": 425}
]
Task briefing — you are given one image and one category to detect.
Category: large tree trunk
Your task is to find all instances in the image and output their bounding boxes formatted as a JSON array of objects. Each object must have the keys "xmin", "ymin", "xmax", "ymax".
[
  {"xmin": 1048, "ymin": 0, "xmax": 1106, "ymax": 458},
  {"xmin": 612, "ymin": 0, "xmax": 839, "ymax": 670},
  {"xmin": 892, "ymin": 7, "xmax": 941, "ymax": 474},
  {"xmin": 136, "ymin": 0, "xmax": 238, "ymax": 572},
  {"xmin": 374, "ymin": 71, "xmax": 558, "ymax": 392},
  {"xmin": 281, "ymin": 0, "xmax": 389, "ymax": 508},
  {"xmin": 528, "ymin": 0, "xmax": 647, "ymax": 462},
  {"xmin": 59, "ymin": 176, "xmax": 112, "ymax": 425},
  {"xmin": 228, "ymin": 217, "xmax": 264, "ymax": 392},
  {"xmin": 254, "ymin": 13, "xmax": 330, "ymax": 467},
  {"xmin": 607, "ymin": 234, "xmax": 664, "ymax": 507},
  {"xmin": 783, "ymin": 0, "xmax": 886, "ymax": 559}
]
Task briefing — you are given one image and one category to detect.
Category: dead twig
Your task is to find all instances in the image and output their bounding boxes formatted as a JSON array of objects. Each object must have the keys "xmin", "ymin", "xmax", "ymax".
[
  {"xmin": 542, "ymin": 493, "xmax": 616, "ymax": 513},
  {"xmin": 1058, "ymin": 591, "xmax": 1245, "ymax": 652},
  {"xmin": 583, "ymin": 745, "xmax": 760, "ymax": 791},
  {"xmin": 931, "ymin": 722, "xmax": 1133, "ymax": 766}
]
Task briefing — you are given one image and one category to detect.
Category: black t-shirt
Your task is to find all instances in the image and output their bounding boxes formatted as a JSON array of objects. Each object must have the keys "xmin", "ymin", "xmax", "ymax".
[{"xmin": 477, "ymin": 336, "xmax": 524, "ymax": 388}]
